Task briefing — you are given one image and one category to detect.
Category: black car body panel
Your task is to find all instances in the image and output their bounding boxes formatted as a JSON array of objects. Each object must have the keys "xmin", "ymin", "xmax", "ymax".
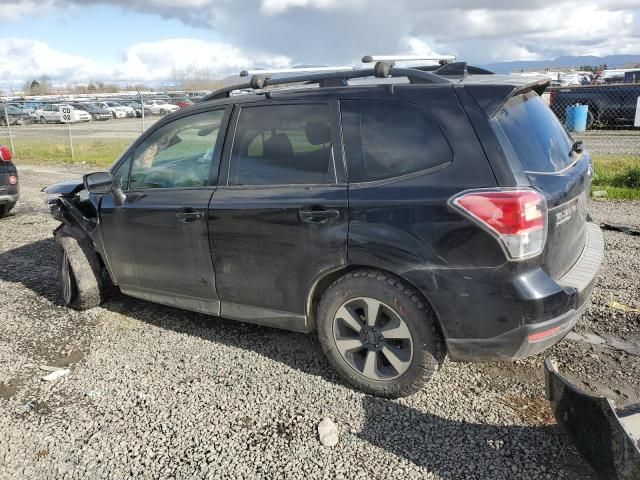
[
  {"xmin": 0, "ymin": 154, "xmax": 19, "ymax": 214},
  {"xmin": 43, "ymin": 70, "xmax": 604, "ymax": 362}
]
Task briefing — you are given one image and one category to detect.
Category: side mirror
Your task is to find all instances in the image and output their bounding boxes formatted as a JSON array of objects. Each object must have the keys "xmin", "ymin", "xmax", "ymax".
[
  {"xmin": 84, "ymin": 171, "xmax": 114, "ymax": 194},
  {"xmin": 83, "ymin": 172, "xmax": 127, "ymax": 206}
]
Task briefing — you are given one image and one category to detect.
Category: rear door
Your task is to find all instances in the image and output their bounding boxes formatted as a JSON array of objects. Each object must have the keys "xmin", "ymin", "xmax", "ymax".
[
  {"xmin": 99, "ymin": 107, "xmax": 230, "ymax": 314},
  {"xmin": 209, "ymin": 101, "xmax": 348, "ymax": 331},
  {"xmin": 494, "ymin": 92, "xmax": 591, "ymax": 278}
]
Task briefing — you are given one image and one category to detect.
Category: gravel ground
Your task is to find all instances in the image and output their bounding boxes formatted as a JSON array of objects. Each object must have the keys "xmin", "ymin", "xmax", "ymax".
[
  {"xmin": 574, "ymin": 130, "xmax": 640, "ymax": 156},
  {"xmin": 1, "ymin": 165, "xmax": 639, "ymax": 479}
]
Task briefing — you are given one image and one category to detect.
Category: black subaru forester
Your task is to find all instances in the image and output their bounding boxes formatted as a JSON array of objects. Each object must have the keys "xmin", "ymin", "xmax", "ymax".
[{"xmin": 44, "ymin": 62, "xmax": 603, "ymax": 398}]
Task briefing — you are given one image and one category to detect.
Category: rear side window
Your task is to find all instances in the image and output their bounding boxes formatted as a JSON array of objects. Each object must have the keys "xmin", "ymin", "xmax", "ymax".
[
  {"xmin": 496, "ymin": 92, "xmax": 573, "ymax": 173},
  {"xmin": 228, "ymin": 104, "xmax": 334, "ymax": 185},
  {"xmin": 341, "ymin": 100, "xmax": 452, "ymax": 182}
]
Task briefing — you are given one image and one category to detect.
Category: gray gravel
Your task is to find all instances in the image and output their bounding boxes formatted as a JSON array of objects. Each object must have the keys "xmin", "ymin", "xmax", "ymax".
[
  {"xmin": 573, "ymin": 130, "xmax": 640, "ymax": 156},
  {"xmin": 1, "ymin": 165, "xmax": 638, "ymax": 479}
]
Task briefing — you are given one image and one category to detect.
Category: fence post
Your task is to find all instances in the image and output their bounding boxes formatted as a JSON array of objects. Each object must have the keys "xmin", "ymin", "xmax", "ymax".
[
  {"xmin": 2, "ymin": 100, "xmax": 15, "ymax": 154},
  {"xmin": 635, "ymin": 96, "xmax": 640, "ymax": 128},
  {"xmin": 58, "ymin": 91, "xmax": 74, "ymax": 161},
  {"xmin": 137, "ymin": 88, "xmax": 145, "ymax": 133}
]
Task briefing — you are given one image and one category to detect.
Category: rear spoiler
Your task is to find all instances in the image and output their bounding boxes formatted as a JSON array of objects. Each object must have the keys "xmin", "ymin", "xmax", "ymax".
[{"xmin": 463, "ymin": 78, "xmax": 550, "ymax": 118}]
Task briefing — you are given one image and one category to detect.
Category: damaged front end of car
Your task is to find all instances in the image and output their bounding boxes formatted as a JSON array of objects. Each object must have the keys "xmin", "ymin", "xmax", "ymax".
[{"xmin": 545, "ymin": 357, "xmax": 640, "ymax": 480}]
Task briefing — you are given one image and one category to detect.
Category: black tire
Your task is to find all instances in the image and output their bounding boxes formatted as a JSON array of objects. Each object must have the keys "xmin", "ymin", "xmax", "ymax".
[
  {"xmin": 54, "ymin": 226, "xmax": 104, "ymax": 310},
  {"xmin": 40, "ymin": 116, "xmax": 46, "ymax": 124},
  {"xmin": 0, "ymin": 204, "xmax": 8, "ymax": 218},
  {"xmin": 586, "ymin": 110, "xmax": 596, "ymax": 130},
  {"xmin": 0, "ymin": 117, "xmax": 6, "ymax": 126},
  {"xmin": 316, "ymin": 269, "xmax": 445, "ymax": 398}
]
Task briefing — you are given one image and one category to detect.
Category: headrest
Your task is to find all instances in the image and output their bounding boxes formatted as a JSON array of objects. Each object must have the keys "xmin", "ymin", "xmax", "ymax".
[
  {"xmin": 263, "ymin": 133, "xmax": 294, "ymax": 159},
  {"xmin": 304, "ymin": 121, "xmax": 331, "ymax": 145}
]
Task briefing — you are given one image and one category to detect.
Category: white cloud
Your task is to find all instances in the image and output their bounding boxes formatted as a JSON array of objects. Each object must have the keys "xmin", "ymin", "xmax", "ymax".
[
  {"xmin": 260, "ymin": 0, "xmax": 360, "ymax": 15},
  {"xmin": 0, "ymin": 37, "xmax": 291, "ymax": 89},
  {"xmin": 0, "ymin": 0, "xmax": 54, "ymax": 20}
]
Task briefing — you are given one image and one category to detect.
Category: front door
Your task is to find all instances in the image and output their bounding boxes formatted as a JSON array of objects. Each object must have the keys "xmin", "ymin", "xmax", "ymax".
[
  {"xmin": 99, "ymin": 108, "xmax": 229, "ymax": 314},
  {"xmin": 210, "ymin": 102, "xmax": 348, "ymax": 331}
]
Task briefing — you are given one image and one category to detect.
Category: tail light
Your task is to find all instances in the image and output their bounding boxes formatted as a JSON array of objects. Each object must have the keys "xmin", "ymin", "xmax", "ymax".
[
  {"xmin": 449, "ymin": 188, "xmax": 547, "ymax": 260},
  {"xmin": 8, "ymin": 175, "xmax": 17, "ymax": 185},
  {"xmin": 0, "ymin": 145, "xmax": 12, "ymax": 162}
]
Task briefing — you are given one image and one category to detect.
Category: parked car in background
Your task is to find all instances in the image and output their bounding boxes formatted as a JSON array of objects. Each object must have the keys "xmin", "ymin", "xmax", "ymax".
[
  {"xmin": 147, "ymin": 99, "xmax": 180, "ymax": 115},
  {"xmin": 73, "ymin": 103, "xmax": 112, "ymax": 121},
  {"xmin": 91, "ymin": 102, "xmax": 135, "ymax": 119},
  {"xmin": 1, "ymin": 104, "xmax": 32, "ymax": 125},
  {"xmin": 0, "ymin": 145, "xmax": 19, "ymax": 218},
  {"xmin": 43, "ymin": 63, "xmax": 603, "ymax": 398},
  {"xmin": 550, "ymin": 83, "xmax": 640, "ymax": 128},
  {"xmin": 34, "ymin": 104, "xmax": 91, "ymax": 124},
  {"xmin": 173, "ymin": 98, "xmax": 193, "ymax": 109},
  {"xmin": 124, "ymin": 101, "xmax": 152, "ymax": 118}
]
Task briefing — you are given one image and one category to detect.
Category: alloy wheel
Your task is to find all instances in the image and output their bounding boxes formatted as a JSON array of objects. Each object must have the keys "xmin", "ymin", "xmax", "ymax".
[
  {"xmin": 61, "ymin": 251, "xmax": 73, "ymax": 305},
  {"xmin": 332, "ymin": 297, "xmax": 414, "ymax": 381}
]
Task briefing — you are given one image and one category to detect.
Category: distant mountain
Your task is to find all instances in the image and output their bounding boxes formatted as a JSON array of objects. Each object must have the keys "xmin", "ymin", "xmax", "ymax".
[{"xmin": 482, "ymin": 55, "xmax": 640, "ymax": 74}]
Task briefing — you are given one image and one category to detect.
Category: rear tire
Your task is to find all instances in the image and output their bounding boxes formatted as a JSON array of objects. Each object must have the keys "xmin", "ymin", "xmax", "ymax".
[
  {"xmin": 316, "ymin": 269, "xmax": 445, "ymax": 398},
  {"xmin": 0, "ymin": 204, "xmax": 9, "ymax": 218},
  {"xmin": 40, "ymin": 116, "xmax": 46, "ymax": 124},
  {"xmin": 55, "ymin": 226, "xmax": 104, "ymax": 310}
]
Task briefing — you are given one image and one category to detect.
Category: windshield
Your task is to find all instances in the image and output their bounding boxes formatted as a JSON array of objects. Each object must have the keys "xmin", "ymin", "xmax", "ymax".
[{"xmin": 495, "ymin": 92, "xmax": 574, "ymax": 173}]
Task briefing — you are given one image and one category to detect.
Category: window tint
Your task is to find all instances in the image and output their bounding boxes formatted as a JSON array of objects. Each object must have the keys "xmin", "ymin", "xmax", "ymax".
[
  {"xmin": 111, "ymin": 154, "xmax": 132, "ymax": 190},
  {"xmin": 496, "ymin": 92, "xmax": 574, "ymax": 173},
  {"xmin": 228, "ymin": 104, "xmax": 334, "ymax": 186},
  {"xmin": 129, "ymin": 110, "xmax": 225, "ymax": 190},
  {"xmin": 341, "ymin": 100, "xmax": 452, "ymax": 182}
]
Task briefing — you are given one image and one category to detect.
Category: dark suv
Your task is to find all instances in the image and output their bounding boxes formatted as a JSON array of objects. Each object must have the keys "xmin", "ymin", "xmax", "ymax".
[{"xmin": 44, "ymin": 63, "xmax": 604, "ymax": 397}]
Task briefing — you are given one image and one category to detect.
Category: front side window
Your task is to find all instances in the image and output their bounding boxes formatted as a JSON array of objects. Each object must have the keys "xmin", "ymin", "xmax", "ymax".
[
  {"xmin": 341, "ymin": 100, "xmax": 452, "ymax": 182},
  {"xmin": 228, "ymin": 104, "xmax": 334, "ymax": 186},
  {"xmin": 129, "ymin": 110, "xmax": 225, "ymax": 190}
]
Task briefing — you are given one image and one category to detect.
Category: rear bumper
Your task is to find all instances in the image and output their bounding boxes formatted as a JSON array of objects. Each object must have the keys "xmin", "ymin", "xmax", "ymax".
[
  {"xmin": 447, "ymin": 223, "xmax": 604, "ymax": 361},
  {"xmin": 0, "ymin": 193, "xmax": 19, "ymax": 206}
]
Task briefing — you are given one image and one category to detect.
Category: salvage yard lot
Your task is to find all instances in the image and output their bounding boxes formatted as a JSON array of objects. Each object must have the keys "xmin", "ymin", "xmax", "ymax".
[{"xmin": 0, "ymin": 165, "xmax": 638, "ymax": 479}]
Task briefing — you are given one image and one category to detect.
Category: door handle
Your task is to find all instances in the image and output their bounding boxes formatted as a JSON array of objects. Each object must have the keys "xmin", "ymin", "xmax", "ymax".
[
  {"xmin": 176, "ymin": 208, "xmax": 204, "ymax": 223},
  {"xmin": 298, "ymin": 206, "xmax": 340, "ymax": 224}
]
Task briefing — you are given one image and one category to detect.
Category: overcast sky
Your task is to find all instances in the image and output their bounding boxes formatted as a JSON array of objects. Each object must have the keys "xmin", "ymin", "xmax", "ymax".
[{"xmin": 0, "ymin": 0, "xmax": 639, "ymax": 89}]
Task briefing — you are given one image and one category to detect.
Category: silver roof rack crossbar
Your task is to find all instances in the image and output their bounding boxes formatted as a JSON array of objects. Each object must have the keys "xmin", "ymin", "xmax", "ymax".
[
  {"xmin": 240, "ymin": 66, "xmax": 355, "ymax": 77},
  {"xmin": 362, "ymin": 54, "xmax": 456, "ymax": 64}
]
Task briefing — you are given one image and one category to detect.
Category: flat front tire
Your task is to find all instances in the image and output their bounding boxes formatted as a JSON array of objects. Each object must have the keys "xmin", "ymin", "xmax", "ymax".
[
  {"xmin": 55, "ymin": 226, "xmax": 104, "ymax": 310},
  {"xmin": 317, "ymin": 269, "xmax": 445, "ymax": 398}
]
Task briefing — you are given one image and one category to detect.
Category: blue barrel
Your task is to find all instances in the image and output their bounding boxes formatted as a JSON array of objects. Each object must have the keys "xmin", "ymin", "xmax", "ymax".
[{"xmin": 565, "ymin": 105, "xmax": 589, "ymax": 132}]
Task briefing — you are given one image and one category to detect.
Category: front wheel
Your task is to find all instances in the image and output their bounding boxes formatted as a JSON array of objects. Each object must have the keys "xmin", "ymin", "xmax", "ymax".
[
  {"xmin": 55, "ymin": 226, "xmax": 104, "ymax": 310},
  {"xmin": 317, "ymin": 269, "xmax": 445, "ymax": 398}
]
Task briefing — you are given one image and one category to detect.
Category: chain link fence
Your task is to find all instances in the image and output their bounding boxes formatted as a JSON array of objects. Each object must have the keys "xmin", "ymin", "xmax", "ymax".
[
  {"xmin": 547, "ymin": 82, "xmax": 640, "ymax": 131},
  {"xmin": 0, "ymin": 92, "xmax": 179, "ymax": 166}
]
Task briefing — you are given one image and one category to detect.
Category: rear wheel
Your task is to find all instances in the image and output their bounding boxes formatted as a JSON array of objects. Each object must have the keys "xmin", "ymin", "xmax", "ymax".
[
  {"xmin": 39, "ymin": 116, "xmax": 46, "ymax": 124},
  {"xmin": 317, "ymin": 269, "xmax": 445, "ymax": 398},
  {"xmin": 55, "ymin": 226, "xmax": 104, "ymax": 310},
  {"xmin": 0, "ymin": 204, "xmax": 9, "ymax": 218}
]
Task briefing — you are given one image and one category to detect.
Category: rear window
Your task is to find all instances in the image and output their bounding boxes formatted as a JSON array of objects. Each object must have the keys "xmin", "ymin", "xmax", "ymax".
[
  {"xmin": 341, "ymin": 100, "xmax": 452, "ymax": 182},
  {"xmin": 496, "ymin": 92, "xmax": 574, "ymax": 173}
]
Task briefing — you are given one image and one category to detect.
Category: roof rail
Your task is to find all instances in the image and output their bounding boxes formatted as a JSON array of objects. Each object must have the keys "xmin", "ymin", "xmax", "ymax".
[{"xmin": 200, "ymin": 65, "xmax": 450, "ymax": 102}]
